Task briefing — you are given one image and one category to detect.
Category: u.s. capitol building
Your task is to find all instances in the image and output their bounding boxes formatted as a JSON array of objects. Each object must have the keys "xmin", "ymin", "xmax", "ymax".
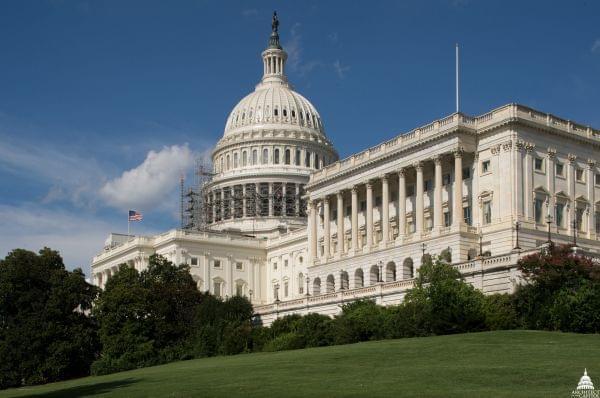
[{"xmin": 92, "ymin": 16, "xmax": 600, "ymax": 325}]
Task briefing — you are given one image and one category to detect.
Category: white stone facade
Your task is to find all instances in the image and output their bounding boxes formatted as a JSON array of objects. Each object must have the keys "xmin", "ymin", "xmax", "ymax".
[{"xmin": 91, "ymin": 22, "xmax": 600, "ymax": 325}]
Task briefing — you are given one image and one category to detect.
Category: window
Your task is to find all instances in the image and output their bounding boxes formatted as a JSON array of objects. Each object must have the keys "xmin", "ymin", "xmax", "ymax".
[
  {"xmin": 444, "ymin": 211, "xmax": 451, "ymax": 227},
  {"xmin": 534, "ymin": 198, "xmax": 545, "ymax": 224},
  {"xmin": 233, "ymin": 153, "xmax": 239, "ymax": 168},
  {"xmin": 483, "ymin": 201, "xmax": 492, "ymax": 225},
  {"xmin": 226, "ymin": 154, "xmax": 230, "ymax": 170},
  {"xmin": 596, "ymin": 174, "xmax": 600, "ymax": 186},
  {"xmin": 481, "ymin": 160, "xmax": 491, "ymax": 174},
  {"xmin": 463, "ymin": 206, "xmax": 472, "ymax": 225},
  {"xmin": 462, "ymin": 167, "xmax": 471, "ymax": 180},
  {"xmin": 556, "ymin": 203, "xmax": 565, "ymax": 228},
  {"xmin": 273, "ymin": 262, "xmax": 278, "ymax": 270},
  {"xmin": 345, "ymin": 205, "xmax": 351, "ymax": 216},
  {"xmin": 295, "ymin": 150, "xmax": 301, "ymax": 166},
  {"xmin": 534, "ymin": 157, "xmax": 544, "ymax": 172},
  {"xmin": 274, "ymin": 107, "xmax": 278, "ymax": 116},
  {"xmin": 252, "ymin": 149, "xmax": 257, "ymax": 165},
  {"xmin": 262, "ymin": 148, "xmax": 269, "ymax": 164},
  {"xmin": 305, "ymin": 152, "xmax": 311, "ymax": 167},
  {"xmin": 443, "ymin": 173, "xmax": 451, "ymax": 186},
  {"xmin": 284, "ymin": 259, "xmax": 288, "ymax": 268},
  {"xmin": 284, "ymin": 282, "xmax": 289, "ymax": 297},
  {"xmin": 236, "ymin": 283, "xmax": 244, "ymax": 297},
  {"xmin": 190, "ymin": 257, "xmax": 198, "ymax": 266},
  {"xmin": 213, "ymin": 260, "xmax": 222, "ymax": 268},
  {"xmin": 291, "ymin": 110, "xmax": 296, "ymax": 118},
  {"xmin": 235, "ymin": 262, "xmax": 243, "ymax": 270},
  {"xmin": 285, "ymin": 149, "xmax": 291, "ymax": 165},
  {"xmin": 213, "ymin": 281, "xmax": 222, "ymax": 298},
  {"xmin": 283, "ymin": 108, "xmax": 287, "ymax": 117},
  {"xmin": 274, "ymin": 149, "xmax": 280, "ymax": 164},
  {"xmin": 556, "ymin": 162, "xmax": 564, "ymax": 177},
  {"xmin": 315, "ymin": 154, "xmax": 320, "ymax": 169},
  {"xmin": 242, "ymin": 151, "xmax": 247, "ymax": 167},
  {"xmin": 424, "ymin": 179, "xmax": 432, "ymax": 191},
  {"xmin": 576, "ymin": 168, "xmax": 584, "ymax": 182},
  {"xmin": 576, "ymin": 208, "xmax": 585, "ymax": 231}
]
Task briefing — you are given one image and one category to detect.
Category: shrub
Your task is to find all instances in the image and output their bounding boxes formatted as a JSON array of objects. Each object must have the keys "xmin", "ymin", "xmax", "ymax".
[
  {"xmin": 295, "ymin": 313, "xmax": 334, "ymax": 347},
  {"xmin": 483, "ymin": 294, "xmax": 518, "ymax": 330},
  {"xmin": 262, "ymin": 332, "xmax": 305, "ymax": 352},
  {"xmin": 270, "ymin": 314, "xmax": 302, "ymax": 337},
  {"xmin": 332, "ymin": 300, "xmax": 386, "ymax": 344}
]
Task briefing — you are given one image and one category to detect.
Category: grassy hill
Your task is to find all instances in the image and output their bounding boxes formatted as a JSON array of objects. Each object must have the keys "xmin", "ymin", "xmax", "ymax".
[{"xmin": 1, "ymin": 330, "xmax": 599, "ymax": 398}]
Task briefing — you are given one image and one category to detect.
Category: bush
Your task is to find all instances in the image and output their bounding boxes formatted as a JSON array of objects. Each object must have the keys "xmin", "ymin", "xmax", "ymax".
[
  {"xmin": 295, "ymin": 313, "xmax": 334, "ymax": 347},
  {"xmin": 332, "ymin": 300, "xmax": 386, "ymax": 345},
  {"xmin": 483, "ymin": 294, "xmax": 518, "ymax": 330},
  {"xmin": 262, "ymin": 332, "xmax": 305, "ymax": 352},
  {"xmin": 270, "ymin": 314, "xmax": 302, "ymax": 337}
]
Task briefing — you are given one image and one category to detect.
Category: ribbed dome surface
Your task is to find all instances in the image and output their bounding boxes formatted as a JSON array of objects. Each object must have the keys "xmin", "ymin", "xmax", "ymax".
[{"xmin": 224, "ymin": 83, "xmax": 325, "ymax": 137}]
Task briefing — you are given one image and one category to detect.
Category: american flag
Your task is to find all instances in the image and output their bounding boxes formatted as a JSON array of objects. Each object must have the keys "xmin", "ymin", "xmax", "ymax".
[{"xmin": 128, "ymin": 210, "xmax": 143, "ymax": 221}]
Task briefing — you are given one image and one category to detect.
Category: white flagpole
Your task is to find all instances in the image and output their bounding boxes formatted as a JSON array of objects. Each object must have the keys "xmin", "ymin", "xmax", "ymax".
[{"xmin": 456, "ymin": 43, "xmax": 459, "ymax": 113}]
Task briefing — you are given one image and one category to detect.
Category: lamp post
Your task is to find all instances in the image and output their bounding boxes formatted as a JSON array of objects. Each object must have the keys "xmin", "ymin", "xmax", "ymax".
[
  {"xmin": 249, "ymin": 289, "xmax": 253, "ymax": 303},
  {"xmin": 274, "ymin": 284, "xmax": 280, "ymax": 303},
  {"xmin": 545, "ymin": 214, "xmax": 553, "ymax": 246},
  {"xmin": 514, "ymin": 221, "xmax": 521, "ymax": 251},
  {"xmin": 478, "ymin": 229, "xmax": 483, "ymax": 257},
  {"xmin": 572, "ymin": 219, "xmax": 578, "ymax": 248},
  {"xmin": 378, "ymin": 261, "xmax": 383, "ymax": 283},
  {"xmin": 305, "ymin": 275, "xmax": 310, "ymax": 296},
  {"xmin": 421, "ymin": 242, "xmax": 427, "ymax": 256}
]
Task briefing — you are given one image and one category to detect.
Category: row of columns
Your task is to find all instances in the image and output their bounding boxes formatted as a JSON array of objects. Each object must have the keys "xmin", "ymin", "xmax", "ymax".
[{"xmin": 308, "ymin": 149, "xmax": 466, "ymax": 262}]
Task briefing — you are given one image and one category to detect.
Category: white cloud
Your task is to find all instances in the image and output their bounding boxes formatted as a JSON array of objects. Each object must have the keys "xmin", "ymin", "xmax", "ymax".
[
  {"xmin": 100, "ymin": 144, "xmax": 196, "ymax": 211},
  {"xmin": 284, "ymin": 23, "xmax": 324, "ymax": 77},
  {"xmin": 592, "ymin": 39, "xmax": 600, "ymax": 54},
  {"xmin": 333, "ymin": 60, "xmax": 350, "ymax": 79},
  {"xmin": 0, "ymin": 204, "xmax": 113, "ymax": 275}
]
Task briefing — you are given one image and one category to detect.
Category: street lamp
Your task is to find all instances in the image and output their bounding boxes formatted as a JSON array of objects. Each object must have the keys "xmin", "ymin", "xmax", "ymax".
[
  {"xmin": 378, "ymin": 261, "xmax": 383, "ymax": 283},
  {"xmin": 248, "ymin": 289, "xmax": 253, "ymax": 303},
  {"xmin": 305, "ymin": 275, "xmax": 310, "ymax": 296},
  {"xmin": 274, "ymin": 284, "xmax": 280, "ymax": 303},
  {"xmin": 421, "ymin": 242, "xmax": 427, "ymax": 256},
  {"xmin": 514, "ymin": 221, "xmax": 521, "ymax": 251},
  {"xmin": 572, "ymin": 219, "xmax": 578, "ymax": 248},
  {"xmin": 545, "ymin": 214, "xmax": 553, "ymax": 246}
]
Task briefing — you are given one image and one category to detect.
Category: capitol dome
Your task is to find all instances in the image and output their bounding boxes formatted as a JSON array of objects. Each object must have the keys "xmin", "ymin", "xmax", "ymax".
[{"xmin": 204, "ymin": 12, "xmax": 338, "ymax": 237}]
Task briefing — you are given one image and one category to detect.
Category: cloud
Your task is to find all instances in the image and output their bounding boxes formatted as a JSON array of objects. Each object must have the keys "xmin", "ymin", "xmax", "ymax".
[
  {"xmin": 100, "ymin": 144, "xmax": 196, "ymax": 211},
  {"xmin": 333, "ymin": 60, "xmax": 350, "ymax": 79},
  {"xmin": 284, "ymin": 23, "xmax": 324, "ymax": 77},
  {"xmin": 0, "ymin": 204, "xmax": 113, "ymax": 275},
  {"xmin": 0, "ymin": 136, "xmax": 106, "ymax": 208},
  {"xmin": 592, "ymin": 39, "xmax": 600, "ymax": 54}
]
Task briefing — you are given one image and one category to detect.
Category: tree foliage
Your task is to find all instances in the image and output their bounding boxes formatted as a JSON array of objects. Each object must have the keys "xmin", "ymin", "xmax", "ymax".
[{"xmin": 0, "ymin": 248, "xmax": 99, "ymax": 389}]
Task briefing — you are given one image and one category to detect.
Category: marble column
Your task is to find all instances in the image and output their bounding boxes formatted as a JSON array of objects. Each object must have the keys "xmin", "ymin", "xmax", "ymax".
[
  {"xmin": 382, "ymin": 175, "xmax": 390, "ymax": 245},
  {"xmin": 453, "ymin": 149, "xmax": 463, "ymax": 228},
  {"xmin": 323, "ymin": 196, "xmax": 331, "ymax": 258},
  {"xmin": 397, "ymin": 168, "xmax": 406, "ymax": 239},
  {"xmin": 366, "ymin": 181, "xmax": 374, "ymax": 249},
  {"xmin": 351, "ymin": 186, "xmax": 359, "ymax": 252},
  {"xmin": 567, "ymin": 154, "xmax": 577, "ymax": 234},
  {"xmin": 415, "ymin": 163, "xmax": 424, "ymax": 234},
  {"xmin": 547, "ymin": 149, "xmax": 556, "ymax": 223},
  {"xmin": 588, "ymin": 160, "xmax": 596, "ymax": 239},
  {"xmin": 434, "ymin": 156, "xmax": 443, "ymax": 230},
  {"xmin": 337, "ymin": 191, "xmax": 344, "ymax": 255},
  {"xmin": 524, "ymin": 144, "xmax": 534, "ymax": 221},
  {"xmin": 308, "ymin": 201, "xmax": 317, "ymax": 263}
]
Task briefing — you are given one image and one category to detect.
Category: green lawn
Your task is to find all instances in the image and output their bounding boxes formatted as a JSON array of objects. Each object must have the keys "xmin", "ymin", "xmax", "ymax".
[{"xmin": 1, "ymin": 330, "xmax": 598, "ymax": 398}]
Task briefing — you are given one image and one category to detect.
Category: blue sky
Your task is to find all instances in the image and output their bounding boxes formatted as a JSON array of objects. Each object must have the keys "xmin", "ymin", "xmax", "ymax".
[{"xmin": 1, "ymin": 0, "xmax": 599, "ymax": 275}]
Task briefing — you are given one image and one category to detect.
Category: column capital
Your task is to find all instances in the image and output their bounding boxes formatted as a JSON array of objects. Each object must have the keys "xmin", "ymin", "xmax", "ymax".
[
  {"xmin": 547, "ymin": 148, "xmax": 557, "ymax": 159},
  {"xmin": 433, "ymin": 155, "xmax": 443, "ymax": 165},
  {"xmin": 336, "ymin": 190, "xmax": 344, "ymax": 199},
  {"xmin": 453, "ymin": 147, "xmax": 464, "ymax": 158},
  {"xmin": 568, "ymin": 153, "xmax": 577, "ymax": 163},
  {"xmin": 322, "ymin": 195, "xmax": 330, "ymax": 204},
  {"xmin": 525, "ymin": 143, "xmax": 535, "ymax": 153},
  {"xmin": 366, "ymin": 181, "xmax": 374, "ymax": 189},
  {"xmin": 397, "ymin": 167, "xmax": 406, "ymax": 177},
  {"xmin": 587, "ymin": 159, "xmax": 597, "ymax": 169},
  {"xmin": 413, "ymin": 161, "xmax": 423, "ymax": 171},
  {"xmin": 351, "ymin": 185, "xmax": 359, "ymax": 194},
  {"xmin": 381, "ymin": 174, "xmax": 390, "ymax": 182}
]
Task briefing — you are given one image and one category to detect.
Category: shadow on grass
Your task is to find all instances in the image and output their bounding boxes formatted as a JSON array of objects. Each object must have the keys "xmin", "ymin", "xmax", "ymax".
[{"xmin": 18, "ymin": 378, "xmax": 139, "ymax": 398}]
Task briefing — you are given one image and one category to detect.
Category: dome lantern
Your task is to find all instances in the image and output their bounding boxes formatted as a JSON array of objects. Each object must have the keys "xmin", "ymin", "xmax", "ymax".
[{"xmin": 260, "ymin": 11, "xmax": 288, "ymax": 86}]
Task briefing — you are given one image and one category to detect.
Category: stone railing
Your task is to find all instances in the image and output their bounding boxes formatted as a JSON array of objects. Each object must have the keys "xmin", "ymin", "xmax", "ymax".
[{"xmin": 308, "ymin": 104, "xmax": 600, "ymax": 186}]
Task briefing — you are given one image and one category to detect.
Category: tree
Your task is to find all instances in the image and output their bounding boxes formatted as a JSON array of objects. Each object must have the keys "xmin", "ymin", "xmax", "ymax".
[
  {"xmin": 0, "ymin": 248, "xmax": 99, "ymax": 389},
  {"xmin": 92, "ymin": 254, "xmax": 203, "ymax": 374}
]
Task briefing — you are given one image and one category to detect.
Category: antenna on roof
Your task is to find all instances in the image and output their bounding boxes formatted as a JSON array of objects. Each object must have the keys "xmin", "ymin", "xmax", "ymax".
[{"xmin": 456, "ymin": 43, "xmax": 460, "ymax": 113}]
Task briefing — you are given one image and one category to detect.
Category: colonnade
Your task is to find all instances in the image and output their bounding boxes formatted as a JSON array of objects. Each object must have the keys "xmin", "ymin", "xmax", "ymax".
[{"xmin": 308, "ymin": 149, "xmax": 467, "ymax": 262}]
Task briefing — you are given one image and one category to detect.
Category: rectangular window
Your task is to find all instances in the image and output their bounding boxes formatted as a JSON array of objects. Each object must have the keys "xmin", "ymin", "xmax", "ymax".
[
  {"xmin": 576, "ymin": 168, "xmax": 584, "ymax": 182},
  {"xmin": 534, "ymin": 157, "xmax": 544, "ymax": 172},
  {"xmin": 214, "ymin": 282, "xmax": 221, "ymax": 298},
  {"xmin": 444, "ymin": 211, "xmax": 451, "ymax": 227},
  {"xmin": 534, "ymin": 198, "xmax": 545, "ymax": 224},
  {"xmin": 284, "ymin": 282, "xmax": 289, "ymax": 297},
  {"xmin": 556, "ymin": 162, "xmax": 564, "ymax": 177},
  {"xmin": 443, "ymin": 173, "xmax": 451, "ymax": 186},
  {"xmin": 273, "ymin": 262, "xmax": 278, "ymax": 271},
  {"xmin": 213, "ymin": 260, "xmax": 221, "ymax": 268},
  {"xmin": 424, "ymin": 180, "xmax": 432, "ymax": 191},
  {"xmin": 596, "ymin": 212, "xmax": 600, "ymax": 234},
  {"xmin": 284, "ymin": 260, "xmax": 288, "ymax": 267},
  {"xmin": 360, "ymin": 201, "xmax": 366, "ymax": 211},
  {"xmin": 483, "ymin": 201, "xmax": 492, "ymax": 225},
  {"xmin": 463, "ymin": 206, "xmax": 472, "ymax": 225},
  {"xmin": 236, "ymin": 283, "xmax": 243, "ymax": 296},
  {"xmin": 481, "ymin": 160, "xmax": 491, "ymax": 174},
  {"xmin": 556, "ymin": 203, "xmax": 564, "ymax": 228},
  {"xmin": 596, "ymin": 173, "xmax": 600, "ymax": 186},
  {"xmin": 462, "ymin": 167, "xmax": 471, "ymax": 180},
  {"xmin": 190, "ymin": 257, "xmax": 198, "ymax": 266},
  {"xmin": 576, "ymin": 208, "xmax": 585, "ymax": 231},
  {"xmin": 235, "ymin": 262, "xmax": 243, "ymax": 270}
]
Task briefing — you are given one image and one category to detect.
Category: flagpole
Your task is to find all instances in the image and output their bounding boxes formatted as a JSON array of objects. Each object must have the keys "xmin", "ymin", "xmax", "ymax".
[
  {"xmin": 128, "ymin": 210, "xmax": 130, "ymax": 237},
  {"xmin": 456, "ymin": 43, "xmax": 459, "ymax": 113}
]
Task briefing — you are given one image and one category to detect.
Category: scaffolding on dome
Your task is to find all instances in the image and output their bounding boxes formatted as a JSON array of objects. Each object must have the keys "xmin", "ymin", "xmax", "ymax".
[{"xmin": 181, "ymin": 160, "xmax": 214, "ymax": 231}]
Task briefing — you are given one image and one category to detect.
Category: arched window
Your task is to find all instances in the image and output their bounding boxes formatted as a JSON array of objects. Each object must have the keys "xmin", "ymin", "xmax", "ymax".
[
  {"xmin": 274, "ymin": 149, "xmax": 280, "ymax": 164},
  {"xmin": 262, "ymin": 148, "xmax": 269, "ymax": 164},
  {"xmin": 226, "ymin": 154, "xmax": 231, "ymax": 170},
  {"xmin": 295, "ymin": 149, "xmax": 301, "ymax": 166},
  {"xmin": 386, "ymin": 262, "xmax": 397, "ymax": 282},
  {"xmin": 354, "ymin": 268, "xmax": 364, "ymax": 288},
  {"xmin": 283, "ymin": 108, "xmax": 287, "ymax": 117},
  {"xmin": 313, "ymin": 277, "xmax": 321, "ymax": 295},
  {"xmin": 306, "ymin": 112, "xmax": 310, "ymax": 124},
  {"xmin": 285, "ymin": 149, "xmax": 291, "ymax": 165},
  {"xmin": 233, "ymin": 153, "xmax": 238, "ymax": 168},
  {"xmin": 326, "ymin": 274, "xmax": 335, "ymax": 293},
  {"xmin": 305, "ymin": 151, "xmax": 311, "ymax": 167},
  {"xmin": 340, "ymin": 271, "xmax": 349, "ymax": 290},
  {"xmin": 370, "ymin": 264, "xmax": 380, "ymax": 285},
  {"xmin": 242, "ymin": 112, "xmax": 245, "ymax": 121},
  {"xmin": 291, "ymin": 109, "xmax": 296, "ymax": 118},
  {"xmin": 242, "ymin": 151, "xmax": 247, "ymax": 167},
  {"xmin": 298, "ymin": 272, "xmax": 304, "ymax": 294},
  {"xmin": 220, "ymin": 156, "xmax": 224, "ymax": 172},
  {"xmin": 402, "ymin": 258, "xmax": 414, "ymax": 279},
  {"xmin": 252, "ymin": 149, "xmax": 257, "ymax": 165},
  {"xmin": 274, "ymin": 107, "xmax": 279, "ymax": 117}
]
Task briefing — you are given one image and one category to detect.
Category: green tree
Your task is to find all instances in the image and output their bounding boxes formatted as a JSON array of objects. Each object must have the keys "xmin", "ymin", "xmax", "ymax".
[{"xmin": 0, "ymin": 248, "xmax": 99, "ymax": 389}]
